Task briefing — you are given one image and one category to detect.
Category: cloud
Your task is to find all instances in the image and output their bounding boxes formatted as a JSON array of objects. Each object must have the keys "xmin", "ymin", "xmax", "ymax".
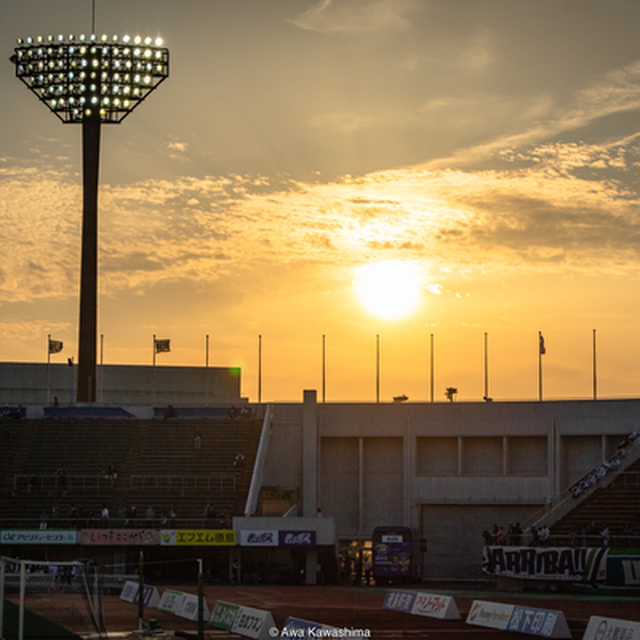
[{"xmin": 290, "ymin": 0, "xmax": 416, "ymax": 34}]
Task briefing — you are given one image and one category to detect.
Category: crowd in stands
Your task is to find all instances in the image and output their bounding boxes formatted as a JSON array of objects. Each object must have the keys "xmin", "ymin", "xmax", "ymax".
[
  {"xmin": 36, "ymin": 499, "xmax": 235, "ymax": 530},
  {"xmin": 483, "ymin": 520, "xmax": 638, "ymax": 548},
  {"xmin": 570, "ymin": 430, "xmax": 639, "ymax": 498}
]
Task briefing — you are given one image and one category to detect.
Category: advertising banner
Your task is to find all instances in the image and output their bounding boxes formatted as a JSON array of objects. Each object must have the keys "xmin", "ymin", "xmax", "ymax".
[
  {"xmin": 240, "ymin": 530, "xmax": 278, "ymax": 546},
  {"xmin": 176, "ymin": 592, "xmax": 210, "ymax": 622},
  {"xmin": 279, "ymin": 531, "xmax": 316, "ymax": 546},
  {"xmin": 604, "ymin": 555, "xmax": 640, "ymax": 588},
  {"xmin": 382, "ymin": 590, "xmax": 416, "ymax": 614},
  {"xmin": 466, "ymin": 600, "xmax": 571, "ymax": 638},
  {"xmin": 483, "ymin": 546, "xmax": 608, "ymax": 583},
  {"xmin": 280, "ymin": 617, "xmax": 339, "ymax": 638},
  {"xmin": 411, "ymin": 592, "xmax": 460, "ymax": 620},
  {"xmin": 119, "ymin": 580, "xmax": 161, "ymax": 607},
  {"xmin": 230, "ymin": 605, "xmax": 276, "ymax": 639},
  {"xmin": 0, "ymin": 529, "xmax": 76, "ymax": 545},
  {"xmin": 158, "ymin": 589, "xmax": 185, "ymax": 615},
  {"xmin": 80, "ymin": 529, "xmax": 156, "ymax": 546},
  {"xmin": 466, "ymin": 600, "xmax": 515, "ymax": 632},
  {"xmin": 209, "ymin": 600, "xmax": 241, "ymax": 630},
  {"xmin": 583, "ymin": 616, "xmax": 640, "ymax": 640},
  {"xmin": 159, "ymin": 529, "xmax": 236, "ymax": 546}
]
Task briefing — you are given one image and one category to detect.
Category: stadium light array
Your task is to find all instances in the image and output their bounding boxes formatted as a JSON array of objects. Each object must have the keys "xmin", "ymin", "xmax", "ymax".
[
  {"xmin": 12, "ymin": 33, "xmax": 168, "ymax": 123},
  {"xmin": 10, "ymin": 34, "xmax": 169, "ymax": 402}
]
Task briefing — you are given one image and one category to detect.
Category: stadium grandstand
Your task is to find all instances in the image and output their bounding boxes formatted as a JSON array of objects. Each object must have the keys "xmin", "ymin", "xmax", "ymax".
[{"xmin": 1, "ymin": 362, "xmax": 640, "ymax": 589}]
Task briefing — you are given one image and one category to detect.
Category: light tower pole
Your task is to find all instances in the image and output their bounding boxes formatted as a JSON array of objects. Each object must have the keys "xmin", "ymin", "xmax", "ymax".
[{"xmin": 11, "ymin": 33, "xmax": 169, "ymax": 402}]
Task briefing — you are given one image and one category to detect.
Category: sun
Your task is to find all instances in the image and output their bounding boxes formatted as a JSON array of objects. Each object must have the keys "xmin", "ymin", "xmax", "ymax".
[{"xmin": 354, "ymin": 260, "xmax": 423, "ymax": 320}]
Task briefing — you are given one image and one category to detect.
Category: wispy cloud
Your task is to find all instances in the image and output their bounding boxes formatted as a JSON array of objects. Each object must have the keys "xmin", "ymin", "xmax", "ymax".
[{"xmin": 290, "ymin": 0, "xmax": 417, "ymax": 34}]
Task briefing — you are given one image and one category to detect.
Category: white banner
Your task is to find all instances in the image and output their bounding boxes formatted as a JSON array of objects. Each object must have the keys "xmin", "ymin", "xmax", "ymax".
[
  {"xmin": 158, "ymin": 589, "xmax": 185, "ymax": 615},
  {"xmin": 583, "ymin": 616, "xmax": 640, "ymax": 640},
  {"xmin": 119, "ymin": 580, "xmax": 161, "ymax": 607},
  {"xmin": 0, "ymin": 530, "xmax": 76, "ymax": 545},
  {"xmin": 176, "ymin": 592, "xmax": 210, "ymax": 622},
  {"xmin": 230, "ymin": 605, "xmax": 276, "ymax": 639},
  {"xmin": 411, "ymin": 592, "xmax": 460, "ymax": 620},
  {"xmin": 240, "ymin": 530, "xmax": 278, "ymax": 546},
  {"xmin": 466, "ymin": 600, "xmax": 571, "ymax": 638},
  {"xmin": 483, "ymin": 546, "xmax": 608, "ymax": 583}
]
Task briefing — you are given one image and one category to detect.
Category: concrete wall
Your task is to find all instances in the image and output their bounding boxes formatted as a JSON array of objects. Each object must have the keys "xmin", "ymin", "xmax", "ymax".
[
  {"xmin": 0, "ymin": 362, "xmax": 242, "ymax": 406},
  {"xmin": 261, "ymin": 395, "xmax": 640, "ymax": 580}
]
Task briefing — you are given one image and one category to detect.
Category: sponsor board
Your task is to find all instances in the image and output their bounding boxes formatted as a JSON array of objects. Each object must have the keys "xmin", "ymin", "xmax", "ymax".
[
  {"xmin": 176, "ymin": 592, "xmax": 210, "ymax": 622},
  {"xmin": 157, "ymin": 589, "xmax": 185, "ymax": 615},
  {"xmin": 119, "ymin": 580, "xmax": 161, "ymax": 607},
  {"xmin": 280, "ymin": 616, "xmax": 338, "ymax": 637},
  {"xmin": 80, "ymin": 529, "xmax": 156, "ymax": 546},
  {"xmin": 230, "ymin": 605, "xmax": 276, "ymax": 639},
  {"xmin": 0, "ymin": 529, "xmax": 77, "ymax": 545},
  {"xmin": 241, "ymin": 530, "xmax": 278, "ymax": 546},
  {"xmin": 279, "ymin": 530, "xmax": 316, "ymax": 546},
  {"xmin": 411, "ymin": 592, "xmax": 460, "ymax": 620},
  {"xmin": 583, "ymin": 616, "xmax": 640, "ymax": 640},
  {"xmin": 466, "ymin": 600, "xmax": 513, "ymax": 631},
  {"xmin": 467, "ymin": 600, "xmax": 571, "ymax": 638},
  {"xmin": 382, "ymin": 590, "xmax": 416, "ymax": 614},
  {"xmin": 604, "ymin": 555, "xmax": 640, "ymax": 588},
  {"xmin": 209, "ymin": 600, "xmax": 241, "ymax": 630},
  {"xmin": 159, "ymin": 529, "xmax": 236, "ymax": 546},
  {"xmin": 506, "ymin": 605, "xmax": 571, "ymax": 638}
]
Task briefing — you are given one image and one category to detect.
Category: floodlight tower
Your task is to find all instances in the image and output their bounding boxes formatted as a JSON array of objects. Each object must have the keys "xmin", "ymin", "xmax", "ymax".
[{"xmin": 11, "ymin": 33, "xmax": 169, "ymax": 402}]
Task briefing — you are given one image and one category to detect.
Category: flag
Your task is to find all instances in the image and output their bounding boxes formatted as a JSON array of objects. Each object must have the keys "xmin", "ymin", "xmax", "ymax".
[
  {"xmin": 539, "ymin": 334, "xmax": 546, "ymax": 355},
  {"xmin": 48, "ymin": 338, "xmax": 63, "ymax": 354},
  {"xmin": 155, "ymin": 338, "xmax": 171, "ymax": 354}
]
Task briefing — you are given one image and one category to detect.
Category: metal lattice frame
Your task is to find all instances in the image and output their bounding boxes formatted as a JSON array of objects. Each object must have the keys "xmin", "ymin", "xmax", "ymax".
[{"xmin": 11, "ymin": 34, "xmax": 169, "ymax": 123}]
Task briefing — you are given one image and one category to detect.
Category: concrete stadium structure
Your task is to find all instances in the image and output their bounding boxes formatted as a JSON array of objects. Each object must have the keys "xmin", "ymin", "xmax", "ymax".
[{"xmin": 1, "ymin": 363, "xmax": 639, "ymax": 581}]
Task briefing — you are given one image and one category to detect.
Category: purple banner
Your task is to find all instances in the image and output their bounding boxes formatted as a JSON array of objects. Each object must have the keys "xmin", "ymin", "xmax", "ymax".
[{"xmin": 279, "ymin": 530, "xmax": 316, "ymax": 546}]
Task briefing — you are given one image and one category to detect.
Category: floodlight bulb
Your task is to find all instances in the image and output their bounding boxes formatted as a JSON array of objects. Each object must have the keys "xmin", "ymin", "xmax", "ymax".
[
  {"xmin": 123, "ymin": 35, "xmax": 130, "ymax": 43},
  {"xmin": 155, "ymin": 38, "xmax": 163, "ymax": 46},
  {"xmin": 134, "ymin": 36, "xmax": 142, "ymax": 44}
]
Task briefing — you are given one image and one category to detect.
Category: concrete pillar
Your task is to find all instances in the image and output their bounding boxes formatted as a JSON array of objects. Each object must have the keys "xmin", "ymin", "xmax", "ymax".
[{"xmin": 302, "ymin": 389, "xmax": 318, "ymax": 517}]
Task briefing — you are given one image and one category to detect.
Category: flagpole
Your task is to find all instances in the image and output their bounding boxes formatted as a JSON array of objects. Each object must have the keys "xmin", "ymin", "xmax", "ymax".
[
  {"xmin": 258, "ymin": 334, "xmax": 262, "ymax": 404},
  {"xmin": 205, "ymin": 334, "xmax": 209, "ymax": 368},
  {"xmin": 375, "ymin": 334, "xmax": 380, "ymax": 403},
  {"xmin": 153, "ymin": 334, "xmax": 156, "ymax": 367},
  {"xmin": 47, "ymin": 334, "xmax": 51, "ymax": 404},
  {"xmin": 484, "ymin": 332, "xmax": 489, "ymax": 401},
  {"xmin": 592, "ymin": 329, "xmax": 597, "ymax": 400},
  {"xmin": 538, "ymin": 331, "xmax": 543, "ymax": 402},
  {"xmin": 430, "ymin": 333, "xmax": 434, "ymax": 403},
  {"xmin": 322, "ymin": 334, "xmax": 326, "ymax": 403}
]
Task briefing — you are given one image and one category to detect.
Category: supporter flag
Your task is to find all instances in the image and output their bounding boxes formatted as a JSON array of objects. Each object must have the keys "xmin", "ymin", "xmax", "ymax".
[
  {"xmin": 48, "ymin": 338, "xmax": 63, "ymax": 354},
  {"xmin": 155, "ymin": 338, "xmax": 171, "ymax": 354},
  {"xmin": 539, "ymin": 333, "xmax": 546, "ymax": 355}
]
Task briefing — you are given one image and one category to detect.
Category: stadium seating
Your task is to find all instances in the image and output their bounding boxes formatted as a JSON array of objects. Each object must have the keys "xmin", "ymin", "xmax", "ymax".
[{"xmin": 0, "ymin": 413, "xmax": 262, "ymax": 530}]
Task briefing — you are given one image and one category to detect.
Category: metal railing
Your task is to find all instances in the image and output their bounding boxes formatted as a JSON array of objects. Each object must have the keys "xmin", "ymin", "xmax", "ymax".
[{"xmin": 129, "ymin": 474, "xmax": 237, "ymax": 496}]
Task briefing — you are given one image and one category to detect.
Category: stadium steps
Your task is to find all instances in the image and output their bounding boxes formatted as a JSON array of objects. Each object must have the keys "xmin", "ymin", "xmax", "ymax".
[{"xmin": 0, "ymin": 416, "xmax": 263, "ymax": 528}]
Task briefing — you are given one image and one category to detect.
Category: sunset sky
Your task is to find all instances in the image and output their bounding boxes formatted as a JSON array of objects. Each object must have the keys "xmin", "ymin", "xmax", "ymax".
[{"xmin": 3, "ymin": 0, "xmax": 640, "ymax": 403}]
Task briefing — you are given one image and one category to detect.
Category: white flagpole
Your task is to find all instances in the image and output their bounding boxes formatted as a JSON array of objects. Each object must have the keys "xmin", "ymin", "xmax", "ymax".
[
  {"xmin": 258, "ymin": 334, "xmax": 262, "ymax": 404},
  {"xmin": 375, "ymin": 334, "xmax": 380, "ymax": 403},
  {"xmin": 322, "ymin": 334, "xmax": 326, "ymax": 403},
  {"xmin": 484, "ymin": 332, "xmax": 489, "ymax": 401},
  {"xmin": 430, "ymin": 333, "xmax": 434, "ymax": 403}
]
